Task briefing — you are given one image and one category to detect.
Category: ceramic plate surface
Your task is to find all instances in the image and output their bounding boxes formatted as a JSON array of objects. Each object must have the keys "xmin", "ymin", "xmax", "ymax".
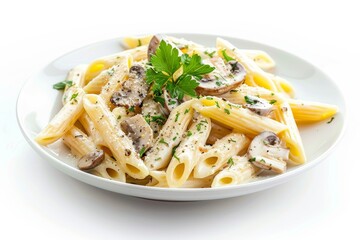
[{"xmin": 17, "ymin": 34, "xmax": 346, "ymax": 201}]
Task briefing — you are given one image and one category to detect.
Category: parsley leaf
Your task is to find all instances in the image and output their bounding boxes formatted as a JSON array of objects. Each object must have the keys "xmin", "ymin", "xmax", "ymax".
[
  {"xmin": 244, "ymin": 95, "xmax": 257, "ymax": 105},
  {"xmin": 53, "ymin": 80, "xmax": 73, "ymax": 90},
  {"xmin": 146, "ymin": 40, "xmax": 215, "ymax": 100},
  {"xmin": 139, "ymin": 147, "xmax": 146, "ymax": 157},
  {"xmin": 151, "ymin": 41, "xmax": 181, "ymax": 75},
  {"xmin": 70, "ymin": 93, "xmax": 78, "ymax": 101},
  {"xmin": 269, "ymin": 100, "xmax": 277, "ymax": 104},
  {"xmin": 227, "ymin": 157, "xmax": 234, "ymax": 168},
  {"xmin": 221, "ymin": 49, "xmax": 235, "ymax": 62}
]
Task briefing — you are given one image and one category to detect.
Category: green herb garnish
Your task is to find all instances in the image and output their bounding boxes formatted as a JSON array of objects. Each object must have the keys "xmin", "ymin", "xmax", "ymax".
[
  {"xmin": 53, "ymin": 80, "xmax": 73, "ymax": 90},
  {"xmin": 146, "ymin": 40, "xmax": 215, "ymax": 100},
  {"xmin": 139, "ymin": 147, "xmax": 146, "ymax": 157},
  {"xmin": 224, "ymin": 108, "xmax": 230, "ymax": 115},
  {"xmin": 221, "ymin": 49, "xmax": 235, "ymax": 62},
  {"xmin": 269, "ymin": 100, "xmax": 277, "ymax": 104},
  {"xmin": 227, "ymin": 157, "xmax": 234, "ymax": 168}
]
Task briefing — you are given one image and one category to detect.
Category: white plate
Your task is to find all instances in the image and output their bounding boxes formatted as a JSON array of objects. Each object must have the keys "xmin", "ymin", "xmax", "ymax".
[{"xmin": 16, "ymin": 34, "xmax": 346, "ymax": 201}]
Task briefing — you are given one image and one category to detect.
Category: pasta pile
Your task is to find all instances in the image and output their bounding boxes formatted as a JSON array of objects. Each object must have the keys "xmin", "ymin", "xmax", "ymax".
[{"xmin": 35, "ymin": 35, "xmax": 338, "ymax": 188}]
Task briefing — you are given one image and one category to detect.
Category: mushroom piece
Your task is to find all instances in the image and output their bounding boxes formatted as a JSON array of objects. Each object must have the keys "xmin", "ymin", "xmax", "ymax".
[
  {"xmin": 141, "ymin": 97, "xmax": 168, "ymax": 137},
  {"xmin": 196, "ymin": 57, "xmax": 246, "ymax": 96},
  {"xmin": 110, "ymin": 65, "xmax": 149, "ymax": 108},
  {"xmin": 120, "ymin": 114, "xmax": 154, "ymax": 154},
  {"xmin": 78, "ymin": 150, "xmax": 105, "ymax": 171},
  {"xmin": 244, "ymin": 95, "xmax": 273, "ymax": 116},
  {"xmin": 248, "ymin": 131, "xmax": 289, "ymax": 174},
  {"xmin": 147, "ymin": 34, "xmax": 165, "ymax": 61}
]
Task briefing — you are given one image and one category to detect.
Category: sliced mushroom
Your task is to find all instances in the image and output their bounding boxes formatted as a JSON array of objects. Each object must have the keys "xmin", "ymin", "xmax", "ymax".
[
  {"xmin": 120, "ymin": 114, "xmax": 154, "ymax": 154},
  {"xmin": 248, "ymin": 131, "xmax": 289, "ymax": 174},
  {"xmin": 148, "ymin": 34, "xmax": 165, "ymax": 61},
  {"xmin": 110, "ymin": 65, "xmax": 149, "ymax": 108},
  {"xmin": 196, "ymin": 57, "xmax": 246, "ymax": 96},
  {"xmin": 78, "ymin": 150, "xmax": 105, "ymax": 171},
  {"xmin": 141, "ymin": 97, "xmax": 168, "ymax": 137},
  {"xmin": 244, "ymin": 95, "xmax": 273, "ymax": 116}
]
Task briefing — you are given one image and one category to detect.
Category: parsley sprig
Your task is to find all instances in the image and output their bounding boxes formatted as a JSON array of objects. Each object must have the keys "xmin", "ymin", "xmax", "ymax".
[{"xmin": 146, "ymin": 40, "xmax": 215, "ymax": 100}]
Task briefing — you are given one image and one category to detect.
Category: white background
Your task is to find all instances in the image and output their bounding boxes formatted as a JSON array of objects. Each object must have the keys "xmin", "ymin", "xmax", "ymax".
[{"xmin": 1, "ymin": 0, "xmax": 357, "ymax": 239}]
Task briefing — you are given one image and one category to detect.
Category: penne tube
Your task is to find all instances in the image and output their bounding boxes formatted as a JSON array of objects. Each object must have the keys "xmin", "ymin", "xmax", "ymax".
[
  {"xmin": 274, "ymin": 102, "xmax": 306, "ymax": 164},
  {"xmin": 166, "ymin": 115, "xmax": 211, "ymax": 187},
  {"xmin": 62, "ymin": 64, "xmax": 88, "ymax": 105},
  {"xmin": 144, "ymin": 100, "xmax": 195, "ymax": 170},
  {"xmin": 84, "ymin": 46, "xmax": 145, "ymax": 84},
  {"xmin": 272, "ymin": 75, "xmax": 295, "ymax": 98},
  {"xmin": 288, "ymin": 98, "xmax": 338, "ymax": 123},
  {"xmin": 211, "ymin": 156, "xmax": 257, "ymax": 187},
  {"xmin": 62, "ymin": 126, "xmax": 126, "ymax": 182},
  {"xmin": 241, "ymin": 49, "xmax": 276, "ymax": 73},
  {"xmin": 193, "ymin": 97, "xmax": 288, "ymax": 137},
  {"xmin": 123, "ymin": 35, "xmax": 154, "ymax": 48},
  {"xmin": 216, "ymin": 37, "xmax": 278, "ymax": 92},
  {"xmin": 78, "ymin": 112, "xmax": 106, "ymax": 146},
  {"xmin": 83, "ymin": 94, "xmax": 149, "ymax": 179},
  {"xmin": 194, "ymin": 133, "xmax": 249, "ymax": 178},
  {"xmin": 35, "ymin": 87, "xmax": 85, "ymax": 145},
  {"xmin": 99, "ymin": 56, "xmax": 131, "ymax": 106},
  {"xmin": 220, "ymin": 84, "xmax": 285, "ymax": 105}
]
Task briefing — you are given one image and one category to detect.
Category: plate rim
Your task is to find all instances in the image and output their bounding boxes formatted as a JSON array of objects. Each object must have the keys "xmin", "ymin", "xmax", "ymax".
[{"xmin": 16, "ymin": 33, "xmax": 348, "ymax": 200}]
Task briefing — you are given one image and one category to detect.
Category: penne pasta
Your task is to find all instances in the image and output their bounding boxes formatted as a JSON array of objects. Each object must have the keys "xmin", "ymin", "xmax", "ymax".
[
  {"xmin": 62, "ymin": 64, "xmax": 88, "ymax": 105},
  {"xmin": 241, "ymin": 49, "xmax": 276, "ymax": 73},
  {"xmin": 83, "ymin": 94, "xmax": 149, "ymax": 179},
  {"xmin": 274, "ymin": 102, "xmax": 306, "ymax": 164},
  {"xmin": 35, "ymin": 87, "xmax": 85, "ymax": 145},
  {"xmin": 211, "ymin": 156, "xmax": 257, "ymax": 187},
  {"xmin": 193, "ymin": 97, "xmax": 288, "ymax": 137},
  {"xmin": 62, "ymin": 126, "xmax": 126, "ymax": 182},
  {"xmin": 123, "ymin": 35, "xmax": 154, "ymax": 48},
  {"xmin": 166, "ymin": 115, "xmax": 211, "ymax": 187},
  {"xmin": 216, "ymin": 37, "xmax": 279, "ymax": 92},
  {"xmin": 84, "ymin": 46, "xmax": 145, "ymax": 84},
  {"xmin": 194, "ymin": 133, "xmax": 249, "ymax": 178},
  {"xmin": 144, "ymin": 100, "xmax": 195, "ymax": 170},
  {"xmin": 78, "ymin": 112, "xmax": 106, "ymax": 147}
]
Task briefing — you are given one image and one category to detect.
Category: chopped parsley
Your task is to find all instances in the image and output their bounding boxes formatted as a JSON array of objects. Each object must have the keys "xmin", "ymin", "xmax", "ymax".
[
  {"xmin": 244, "ymin": 95, "xmax": 258, "ymax": 105},
  {"xmin": 175, "ymin": 112, "xmax": 180, "ymax": 122},
  {"xmin": 107, "ymin": 68, "xmax": 115, "ymax": 76},
  {"xmin": 70, "ymin": 93, "xmax": 79, "ymax": 102},
  {"xmin": 204, "ymin": 50, "xmax": 216, "ymax": 58},
  {"xmin": 53, "ymin": 80, "xmax": 73, "ymax": 90},
  {"xmin": 172, "ymin": 136, "xmax": 177, "ymax": 141},
  {"xmin": 173, "ymin": 153, "xmax": 180, "ymax": 162},
  {"xmin": 206, "ymin": 96, "xmax": 214, "ymax": 100},
  {"xmin": 159, "ymin": 138, "xmax": 169, "ymax": 146},
  {"xmin": 221, "ymin": 49, "xmax": 235, "ymax": 62},
  {"xmin": 186, "ymin": 131, "xmax": 193, "ymax": 137},
  {"xmin": 215, "ymin": 81, "xmax": 222, "ymax": 86},
  {"xmin": 184, "ymin": 108, "xmax": 190, "ymax": 114},
  {"xmin": 145, "ymin": 114, "xmax": 166, "ymax": 125},
  {"xmin": 137, "ymin": 39, "xmax": 142, "ymax": 47},
  {"xmin": 155, "ymin": 157, "xmax": 161, "ymax": 161},
  {"xmin": 128, "ymin": 106, "xmax": 135, "ymax": 112},
  {"xmin": 228, "ymin": 138, "xmax": 236, "ymax": 143},
  {"xmin": 327, "ymin": 117, "xmax": 335, "ymax": 124},
  {"xmin": 260, "ymin": 159, "xmax": 266, "ymax": 163},
  {"xmin": 146, "ymin": 40, "xmax": 215, "ymax": 100},
  {"xmin": 215, "ymin": 101, "xmax": 220, "ymax": 108},
  {"xmin": 227, "ymin": 157, "xmax": 234, "ymax": 168},
  {"xmin": 224, "ymin": 108, "xmax": 230, "ymax": 115},
  {"xmin": 249, "ymin": 157, "xmax": 256, "ymax": 162},
  {"xmin": 230, "ymin": 89, "xmax": 238, "ymax": 93},
  {"xmin": 139, "ymin": 147, "xmax": 146, "ymax": 157},
  {"xmin": 269, "ymin": 99, "xmax": 277, "ymax": 104}
]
